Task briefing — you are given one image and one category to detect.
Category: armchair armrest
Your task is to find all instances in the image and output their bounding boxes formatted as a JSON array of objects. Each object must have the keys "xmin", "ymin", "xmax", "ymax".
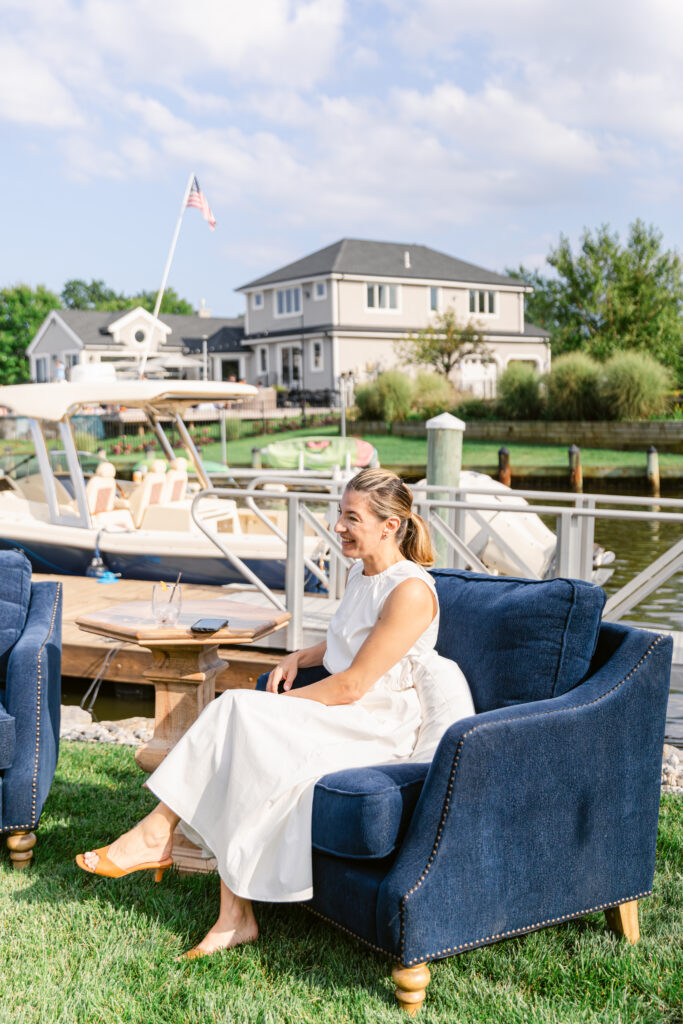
[
  {"xmin": 377, "ymin": 624, "xmax": 672, "ymax": 965},
  {"xmin": 1, "ymin": 582, "xmax": 62, "ymax": 832}
]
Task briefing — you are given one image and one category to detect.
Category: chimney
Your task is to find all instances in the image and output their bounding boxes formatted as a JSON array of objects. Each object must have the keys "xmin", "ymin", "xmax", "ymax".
[
  {"xmin": 198, "ymin": 297, "xmax": 212, "ymax": 318},
  {"xmin": 403, "ymin": 250, "xmax": 411, "ymax": 269}
]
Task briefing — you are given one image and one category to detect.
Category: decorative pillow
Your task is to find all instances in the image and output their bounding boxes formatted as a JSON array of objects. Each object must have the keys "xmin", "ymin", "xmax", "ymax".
[
  {"xmin": 431, "ymin": 570, "xmax": 606, "ymax": 713},
  {"xmin": 410, "ymin": 655, "xmax": 475, "ymax": 762}
]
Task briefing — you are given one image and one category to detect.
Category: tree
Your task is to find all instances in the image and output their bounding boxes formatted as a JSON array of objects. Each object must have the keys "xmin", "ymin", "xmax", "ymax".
[
  {"xmin": 508, "ymin": 220, "xmax": 683, "ymax": 382},
  {"xmin": 61, "ymin": 279, "xmax": 128, "ymax": 310},
  {"xmin": 131, "ymin": 288, "xmax": 195, "ymax": 315},
  {"xmin": 0, "ymin": 284, "xmax": 61, "ymax": 384},
  {"xmin": 61, "ymin": 279, "xmax": 195, "ymax": 315},
  {"xmin": 396, "ymin": 310, "xmax": 491, "ymax": 378}
]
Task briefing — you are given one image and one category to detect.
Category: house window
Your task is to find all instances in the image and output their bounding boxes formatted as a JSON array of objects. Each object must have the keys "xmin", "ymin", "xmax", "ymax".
[
  {"xmin": 35, "ymin": 357, "xmax": 48, "ymax": 383},
  {"xmin": 469, "ymin": 290, "xmax": 496, "ymax": 315},
  {"xmin": 252, "ymin": 292, "xmax": 264, "ymax": 310},
  {"xmin": 429, "ymin": 286, "xmax": 439, "ymax": 312},
  {"xmin": 310, "ymin": 340, "xmax": 323, "ymax": 372},
  {"xmin": 314, "ymin": 281, "xmax": 327, "ymax": 300},
  {"xmin": 366, "ymin": 283, "xmax": 399, "ymax": 310},
  {"xmin": 275, "ymin": 287, "xmax": 302, "ymax": 317},
  {"xmin": 259, "ymin": 347, "xmax": 268, "ymax": 374}
]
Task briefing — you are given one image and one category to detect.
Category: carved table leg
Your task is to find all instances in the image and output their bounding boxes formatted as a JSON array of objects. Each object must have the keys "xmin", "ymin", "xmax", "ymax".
[
  {"xmin": 7, "ymin": 831, "xmax": 36, "ymax": 870},
  {"xmin": 605, "ymin": 900, "xmax": 640, "ymax": 944},
  {"xmin": 392, "ymin": 963, "xmax": 431, "ymax": 1015},
  {"xmin": 135, "ymin": 642, "xmax": 225, "ymax": 773}
]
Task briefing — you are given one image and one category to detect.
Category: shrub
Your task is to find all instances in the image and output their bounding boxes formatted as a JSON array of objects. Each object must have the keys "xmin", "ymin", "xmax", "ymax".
[
  {"xmin": 496, "ymin": 363, "xmax": 544, "ymax": 420},
  {"xmin": 411, "ymin": 372, "xmax": 457, "ymax": 419},
  {"xmin": 546, "ymin": 353, "xmax": 603, "ymax": 421},
  {"xmin": 452, "ymin": 397, "xmax": 498, "ymax": 420},
  {"xmin": 601, "ymin": 351, "xmax": 672, "ymax": 420},
  {"xmin": 354, "ymin": 371, "xmax": 413, "ymax": 422}
]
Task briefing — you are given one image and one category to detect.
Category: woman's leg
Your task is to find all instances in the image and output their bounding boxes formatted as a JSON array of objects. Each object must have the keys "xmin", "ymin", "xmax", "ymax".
[
  {"xmin": 183, "ymin": 878, "xmax": 259, "ymax": 957},
  {"xmin": 82, "ymin": 802, "xmax": 179, "ymax": 871}
]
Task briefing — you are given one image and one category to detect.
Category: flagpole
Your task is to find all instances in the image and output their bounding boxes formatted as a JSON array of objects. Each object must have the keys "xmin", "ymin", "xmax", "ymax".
[{"xmin": 139, "ymin": 171, "xmax": 195, "ymax": 378}]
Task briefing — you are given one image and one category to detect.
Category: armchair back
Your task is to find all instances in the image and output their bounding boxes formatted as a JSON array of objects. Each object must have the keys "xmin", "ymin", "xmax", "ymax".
[
  {"xmin": 431, "ymin": 570, "xmax": 606, "ymax": 712},
  {"xmin": 0, "ymin": 551, "xmax": 32, "ymax": 678}
]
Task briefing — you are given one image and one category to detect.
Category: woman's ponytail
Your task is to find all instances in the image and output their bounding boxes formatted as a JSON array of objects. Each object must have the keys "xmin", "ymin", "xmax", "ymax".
[{"xmin": 399, "ymin": 511, "xmax": 435, "ymax": 566}]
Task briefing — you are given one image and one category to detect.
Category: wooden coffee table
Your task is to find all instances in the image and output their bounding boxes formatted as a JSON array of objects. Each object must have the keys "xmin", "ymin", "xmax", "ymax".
[{"xmin": 76, "ymin": 597, "xmax": 290, "ymax": 873}]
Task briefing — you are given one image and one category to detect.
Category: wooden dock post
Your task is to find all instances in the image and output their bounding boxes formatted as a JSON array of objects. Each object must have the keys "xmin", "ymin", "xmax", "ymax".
[
  {"xmin": 426, "ymin": 412, "xmax": 465, "ymax": 568},
  {"xmin": 647, "ymin": 445, "xmax": 660, "ymax": 497},
  {"xmin": 497, "ymin": 445, "xmax": 511, "ymax": 487},
  {"xmin": 569, "ymin": 444, "xmax": 583, "ymax": 493}
]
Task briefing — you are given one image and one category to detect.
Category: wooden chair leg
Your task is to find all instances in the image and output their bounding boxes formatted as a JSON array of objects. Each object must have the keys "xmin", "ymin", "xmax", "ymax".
[
  {"xmin": 392, "ymin": 963, "xmax": 431, "ymax": 1015},
  {"xmin": 605, "ymin": 900, "xmax": 640, "ymax": 944},
  {"xmin": 6, "ymin": 831, "xmax": 36, "ymax": 870}
]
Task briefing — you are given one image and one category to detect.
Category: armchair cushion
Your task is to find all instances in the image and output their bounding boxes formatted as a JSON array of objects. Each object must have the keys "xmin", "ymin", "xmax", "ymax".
[
  {"xmin": 312, "ymin": 762, "xmax": 428, "ymax": 860},
  {"xmin": 431, "ymin": 570, "xmax": 606, "ymax": 712},
  {"xmin": 0, "ymin": 701, "xmax": 15, "ymax": 770},
  {"xmin": 0, "ymin": 551, "xmax": 31, "ymax": 677}
]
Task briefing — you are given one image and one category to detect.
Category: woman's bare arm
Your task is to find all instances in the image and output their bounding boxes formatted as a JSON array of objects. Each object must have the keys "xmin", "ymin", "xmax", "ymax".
[{"xmin": 284, "ymin": 578, "xmax": 436, "ymax": 705}]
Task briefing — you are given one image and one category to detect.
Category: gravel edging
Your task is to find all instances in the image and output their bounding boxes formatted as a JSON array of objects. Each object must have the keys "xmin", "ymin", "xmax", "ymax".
[{"xmin": 59, "ymin": 706, "xmax": 683, "ymax": 792}]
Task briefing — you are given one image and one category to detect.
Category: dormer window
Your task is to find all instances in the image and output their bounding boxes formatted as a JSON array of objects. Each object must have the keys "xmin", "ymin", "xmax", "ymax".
[
  {"xmin": 252, "ymin": 292, "xmax": 264, "ymax": 310},
  {"xmin": 469, "ymin": 290, "xmax": 496, "ymax": 315},
  {"xmin": 314, "ymin": 281, "xmax": 327, "ymax": 300}
]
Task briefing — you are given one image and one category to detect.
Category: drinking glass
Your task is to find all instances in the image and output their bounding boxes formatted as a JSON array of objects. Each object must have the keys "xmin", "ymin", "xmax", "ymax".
[{"xmin": 152, "ymin": 583, "xmax": 182, "ymax": 626}]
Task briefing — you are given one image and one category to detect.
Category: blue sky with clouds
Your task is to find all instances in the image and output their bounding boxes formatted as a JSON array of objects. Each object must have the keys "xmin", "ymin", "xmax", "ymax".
[{"xmin": 2, "ymin": 0, "xmax": 682, "ymax": 315}]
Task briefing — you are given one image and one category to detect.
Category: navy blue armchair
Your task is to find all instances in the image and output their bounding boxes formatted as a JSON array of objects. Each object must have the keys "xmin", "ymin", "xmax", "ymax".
[
  {"xmin": 257, "ymin": 571, "xmax": 672, "ymax": 1014},
  {"xmin": 0, "ymin": 550, "xmax": 62, "ymax": 869}
]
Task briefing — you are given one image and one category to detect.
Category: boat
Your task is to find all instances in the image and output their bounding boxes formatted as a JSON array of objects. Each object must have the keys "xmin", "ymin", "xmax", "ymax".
[
  {"xmin": 258, "ymin": 436, "xmax": 378, "ymax": 471},
  {"xmin": 0, "ymin": 382, "xmax": 328, "ymax": 590}
]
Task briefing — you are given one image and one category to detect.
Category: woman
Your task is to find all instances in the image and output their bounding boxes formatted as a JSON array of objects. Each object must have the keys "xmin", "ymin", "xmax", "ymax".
[{"xmin": 76, "ymin": 468, "xmax": 474, "ymax": 959}]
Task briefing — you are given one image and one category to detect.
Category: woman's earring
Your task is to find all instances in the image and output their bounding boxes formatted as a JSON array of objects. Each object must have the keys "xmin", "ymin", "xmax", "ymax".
[{"xmin": 381, "ymin": 531, "xmax": 387, "ymax": 540}]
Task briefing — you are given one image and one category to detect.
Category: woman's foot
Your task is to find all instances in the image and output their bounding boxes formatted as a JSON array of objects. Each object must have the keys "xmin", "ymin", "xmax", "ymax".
[
  {"xmin": 179, "ymin": 885, "xmax": 258, "ymax": 959},
  {"xmin": 82, "ymin": 803, "xmax": 177, "ymax": 873}
]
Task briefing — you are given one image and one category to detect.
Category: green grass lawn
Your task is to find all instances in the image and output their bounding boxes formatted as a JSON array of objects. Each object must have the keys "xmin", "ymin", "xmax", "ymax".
[
  {"xmin": 197, "ymin": 427, "xmax": 683, "ymax": 470},
  {"xmin": 2, "ymin": 743, "xmax": 681, "ymax": 1023}
]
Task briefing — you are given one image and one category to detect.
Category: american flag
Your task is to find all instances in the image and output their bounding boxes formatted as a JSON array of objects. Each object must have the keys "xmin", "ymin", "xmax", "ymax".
[{"xmin": 186, "ymin": 176, "xmax": 216, "ymax": 230}]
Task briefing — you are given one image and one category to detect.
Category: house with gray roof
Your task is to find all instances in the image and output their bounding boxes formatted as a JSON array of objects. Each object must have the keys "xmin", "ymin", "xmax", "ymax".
[
  {"xmin": 27, "ymin": 237, "xmax": 549, "ymax": 396},
  {"xmin": 27, "ymin": 307, "xmax": 248, "ymax": 383},
  {"xmin": 237, "ymin": 238, "xmax": 550, "ymax": 397}
]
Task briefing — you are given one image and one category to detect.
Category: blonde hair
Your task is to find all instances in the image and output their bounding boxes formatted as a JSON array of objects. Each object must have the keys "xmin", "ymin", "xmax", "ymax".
[{"xmin": 345, "ymin": 467, "xmax": 434, "ymax": 566}]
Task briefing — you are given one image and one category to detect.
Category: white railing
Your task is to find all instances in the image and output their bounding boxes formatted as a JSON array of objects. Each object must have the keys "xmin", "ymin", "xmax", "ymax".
[{"xmin": 191, "ymin": 482, "xmax": 683, "ymax": 651}]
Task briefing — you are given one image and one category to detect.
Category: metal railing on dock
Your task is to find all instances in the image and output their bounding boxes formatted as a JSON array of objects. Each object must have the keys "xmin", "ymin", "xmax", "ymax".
[{"xmin": 191, "ymin": 481, "xmax": 683, "ymax": 651}]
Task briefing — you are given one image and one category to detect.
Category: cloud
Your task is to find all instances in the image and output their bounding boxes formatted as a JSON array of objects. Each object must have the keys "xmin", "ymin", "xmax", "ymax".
[{"xmin": 0, "ymin": 40, "xmax": 83, "ymax": 128}]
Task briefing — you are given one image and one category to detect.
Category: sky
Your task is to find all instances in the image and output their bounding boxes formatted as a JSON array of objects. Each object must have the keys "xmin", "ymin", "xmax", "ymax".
[{"xmin": 2, "ymin": 0, "xmax": 683, "ymax": 317}]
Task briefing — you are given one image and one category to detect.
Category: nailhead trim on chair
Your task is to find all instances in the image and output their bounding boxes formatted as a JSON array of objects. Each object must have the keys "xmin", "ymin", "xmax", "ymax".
[
  {"xmin": 0, "ymin": 583, "xmax": 61, "ymax": 836},
  {"xmin": 304, "ymin": 905, "xmax": 394, "ymax": 958},
  {"xmin": 401, "ymin": 892, "xmax": 652, "ymax": 965},
  {"xmin": 398, "ymin": 633, "xmax": 666, "ymax": 963}
]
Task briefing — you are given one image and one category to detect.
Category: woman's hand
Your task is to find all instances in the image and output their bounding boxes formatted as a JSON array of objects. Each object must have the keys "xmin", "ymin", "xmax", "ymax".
[{"xmin": 266, "ymin": 651, "xmax": 301, "ymax": 693}]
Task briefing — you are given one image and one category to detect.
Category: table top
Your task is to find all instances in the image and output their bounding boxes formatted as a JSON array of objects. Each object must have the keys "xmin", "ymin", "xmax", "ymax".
[{"xmin": 76, "ymin": 598, "xmax": 291, "ymax": 647}]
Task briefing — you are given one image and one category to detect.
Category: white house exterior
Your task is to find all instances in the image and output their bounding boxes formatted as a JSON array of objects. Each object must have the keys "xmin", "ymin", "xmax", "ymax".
[
  {"xmin": 27, "ymin": 239, "xmax": 550, "ymax": 397},
  {"xmin": 237, "ymin": 239, "xmax": 550, "ymax": 397}
]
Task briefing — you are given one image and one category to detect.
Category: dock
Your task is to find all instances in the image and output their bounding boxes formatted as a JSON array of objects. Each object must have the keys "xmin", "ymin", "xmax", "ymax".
[{"xmin": 35, "ymin": 573, "xmax": 336, "ymax": 692}]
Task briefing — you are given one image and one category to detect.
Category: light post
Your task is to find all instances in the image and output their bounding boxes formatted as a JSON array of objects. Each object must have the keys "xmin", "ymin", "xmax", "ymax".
[{"xmin": 201, "ymin": 334, "xmax": 208, "ymax": 381}]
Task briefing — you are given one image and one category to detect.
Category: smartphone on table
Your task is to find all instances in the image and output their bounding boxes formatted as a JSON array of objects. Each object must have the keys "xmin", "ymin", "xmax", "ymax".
[{"xmin": 190, "ymin": 618, "xmax": 229, "ymax": 634}]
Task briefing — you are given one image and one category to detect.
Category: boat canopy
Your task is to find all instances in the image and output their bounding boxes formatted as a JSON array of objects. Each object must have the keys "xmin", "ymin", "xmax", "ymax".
[{"xmin": 0, "ymin": 381, "xmax": 257, "ymax": 422}]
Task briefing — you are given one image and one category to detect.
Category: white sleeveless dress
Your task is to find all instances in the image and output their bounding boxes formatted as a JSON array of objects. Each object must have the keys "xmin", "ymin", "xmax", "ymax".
[{"xmin": 147, "ymin": 559, "xmax": 474, "ymax": 902}]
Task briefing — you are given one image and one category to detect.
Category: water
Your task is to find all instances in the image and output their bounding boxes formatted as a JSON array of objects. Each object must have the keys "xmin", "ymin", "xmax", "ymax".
[{"xmin": 62, "ymin": 502, "xmax": 683, "ymax": 745}]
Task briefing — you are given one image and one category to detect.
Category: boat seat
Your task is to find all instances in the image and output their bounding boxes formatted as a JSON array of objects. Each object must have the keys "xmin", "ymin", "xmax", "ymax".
[
  {"xmin": 127, "ymin": 460, "xmax": 167, "ymax": 529},
  {"xmin": 85, "ymin": 462, "xmax": 116, "ymax": 516},
  {"xmin": 164, "ymin": 457, "xmax": 189, "ymax": 503}
]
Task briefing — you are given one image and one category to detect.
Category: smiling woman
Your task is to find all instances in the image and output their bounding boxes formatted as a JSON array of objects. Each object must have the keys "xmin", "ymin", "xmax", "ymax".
[{"xmin": 75, "ymin": 467, "xmax": 475, "ymax": 961}]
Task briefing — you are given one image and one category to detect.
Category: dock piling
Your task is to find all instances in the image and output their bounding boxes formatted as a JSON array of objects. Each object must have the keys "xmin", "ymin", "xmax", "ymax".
[
  {"xmin": 426, "ymin": 412, "xmax": 465, "ymax": 568},
  {"xmin": 647, "ymin": 445, "xmax": 660, "ymax": 497},
  {"xmin": 497, "ymin": 445, "xmax": 511, "ymax": 487},
  {"xmin": 569, "ymin": 444, "xmax": 583, "ymax": 493}
]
